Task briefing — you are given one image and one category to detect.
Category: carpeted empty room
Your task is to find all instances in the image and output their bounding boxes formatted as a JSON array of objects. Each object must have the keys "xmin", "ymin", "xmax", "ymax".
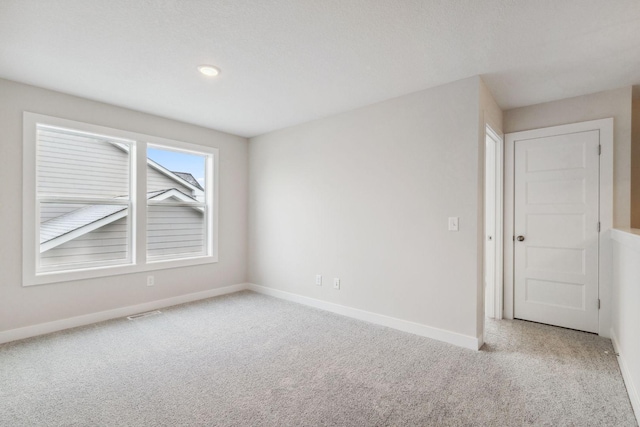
[
  {"xmin": 3, "ymin": 2, "xmax": 640, "ymax": 426},
  {"xmin": 0, "ymin": 291, "xmax": 636, "ymax": 426}
]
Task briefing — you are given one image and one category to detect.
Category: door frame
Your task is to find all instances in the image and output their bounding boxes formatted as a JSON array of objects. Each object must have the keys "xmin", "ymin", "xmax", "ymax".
[
  {"xmin": 503, "ymin": 118, "xmax": 613, "ymax": 336},
  {"xmin": 485, "ymin": 125, "xmax": 504, "ymax": 320}
]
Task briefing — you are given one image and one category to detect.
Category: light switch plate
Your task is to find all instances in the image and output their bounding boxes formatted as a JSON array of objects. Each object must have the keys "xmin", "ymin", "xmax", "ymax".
[{"xmin": 448, "ymin": 217, "xmax": 459, "ymax": 231}]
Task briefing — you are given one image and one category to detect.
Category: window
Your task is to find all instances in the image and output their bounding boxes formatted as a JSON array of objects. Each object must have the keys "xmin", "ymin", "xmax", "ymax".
[
  {"xmin": 36, "ymin": 125, "xmax": 134, "ymax": 273},
  {"xmin": 146, "ymin": 146, "xmax": 209, "ymax": 262},
  {"xmin": 23, "ymin": 113, "xmax": 218, "ymax": 286}
]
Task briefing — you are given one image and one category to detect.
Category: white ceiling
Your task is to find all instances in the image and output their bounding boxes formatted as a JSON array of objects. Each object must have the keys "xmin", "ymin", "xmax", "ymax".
[{"xmin": 1, "ymin": 1, "xmax": 640, "ymax": 137}]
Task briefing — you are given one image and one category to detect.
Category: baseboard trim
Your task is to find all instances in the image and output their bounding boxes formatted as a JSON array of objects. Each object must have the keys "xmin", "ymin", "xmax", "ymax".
[
  {"xmin": 610, "ymin": 328, "xmax": 640, "ymax": 423},
  {"xmin": 0, "ymin": 283, "xmax": 249, "ymax": 345},
  {"xmin": 247, "ymin": 283, "xmax": 479, "ymax": 350}
]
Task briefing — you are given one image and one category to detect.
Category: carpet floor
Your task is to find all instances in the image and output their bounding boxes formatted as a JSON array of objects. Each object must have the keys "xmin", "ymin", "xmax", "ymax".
[{"xmin": 0, "ymin": 290, "xmax": 637, "ymax": 426}]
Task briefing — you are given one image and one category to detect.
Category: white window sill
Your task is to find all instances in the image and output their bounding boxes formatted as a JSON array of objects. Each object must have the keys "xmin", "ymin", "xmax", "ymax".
[{"xmin": 24, "ymin": 255, "xmax": 218, "ymax": 287}]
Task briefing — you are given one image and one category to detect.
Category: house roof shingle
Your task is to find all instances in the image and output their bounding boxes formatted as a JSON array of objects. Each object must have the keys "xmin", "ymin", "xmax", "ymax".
[{"xmin": 172, "ymin": 172, "xmax": 204, "ymax": 191}]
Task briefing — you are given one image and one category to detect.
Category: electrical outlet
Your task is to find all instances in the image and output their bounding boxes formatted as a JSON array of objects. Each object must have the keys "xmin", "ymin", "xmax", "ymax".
[
  {"xmin": 315, "ymin": 275, "xmax": 322, "ymax": 286},
  {"xmin": 147, "ymin": 275, "xmax": 154, "ymax": 287},
  {"xmin": 333, "ymin": 278, "xmax": 340, "ymax": 290}
]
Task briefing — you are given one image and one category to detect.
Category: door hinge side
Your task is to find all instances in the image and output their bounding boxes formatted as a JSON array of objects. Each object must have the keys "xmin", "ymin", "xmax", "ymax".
[
  {"xmin": 598, "ymin": 144, "xmax": 602, "ymax": 155},
  {"xmin": 597, "ymin": 222, "xmax": 601, "ymax": 232},
  {"xmin": 598, "ymin": 299, "xmax": 601, "ymax": 310}
]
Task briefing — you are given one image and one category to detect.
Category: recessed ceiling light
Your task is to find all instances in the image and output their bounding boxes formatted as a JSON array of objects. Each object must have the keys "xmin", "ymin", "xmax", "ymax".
[{"xmin": 197, "ymin": 65, "xmax": 220, "ymax": 77}]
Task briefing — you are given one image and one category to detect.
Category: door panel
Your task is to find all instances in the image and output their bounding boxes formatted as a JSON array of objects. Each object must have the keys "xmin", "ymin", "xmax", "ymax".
[
  {"xmin": 527, "ymin": 179, "xmax": 584, "ymax": 205},
  {"xmin": 514, "ymin": 130, "xmax": 599, "ymax": 333},
  {"xmin": 526, "ymin": 246, "xmax": 584, "ymax": 274},
  {"xmin": 525, "ymin": 279, "xmax": 584, "ymax": 309}
]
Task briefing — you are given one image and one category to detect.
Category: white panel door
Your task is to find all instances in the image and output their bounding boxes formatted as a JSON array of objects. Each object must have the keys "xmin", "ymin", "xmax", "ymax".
[{"xmin": 514, "ymin": 130, "xmax": 600, "ymax": 333}]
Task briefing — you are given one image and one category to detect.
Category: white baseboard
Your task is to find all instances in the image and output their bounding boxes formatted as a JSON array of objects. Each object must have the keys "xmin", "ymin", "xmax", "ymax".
[
  {"xmin": 611, "ymin": 328, "xmax": 640, "ymax": 423},
  {"xmin": 1, "ymin": 282, "xmax": 480, "ymax": 351},
  {"xmin": 0, "ymin": 283, "xmax": 249, "ymax": 345},
  {"xmin": 247, "ymin": 283, "xmax": 479, "ymax": 350}
]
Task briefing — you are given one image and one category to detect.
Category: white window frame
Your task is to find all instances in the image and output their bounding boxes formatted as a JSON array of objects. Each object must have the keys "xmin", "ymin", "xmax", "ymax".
[
  {"xmin": 146, "ymin": 143, "xmax": 212, "ymax": 263},
  {"xmin": 22, "ymin": 112, "xmax": 219, "ymax": 286},
  {"xmin": 35, "ymin": 124, "xmax": 136, "ymax": 273}
]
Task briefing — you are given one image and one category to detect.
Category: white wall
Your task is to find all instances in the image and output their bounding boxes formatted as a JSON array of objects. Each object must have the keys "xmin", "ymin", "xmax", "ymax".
[
  {"xmin": 480, "ymin": 79, "xmax": 503, "ymax": 135},
  {"xmin": 504, "ymin": 87, "xmax": 633, "ymax": 228},
  {"xmin": 631, "ymin": 96, "xmax": 640, "ymax": 228},
  {"xmin": 0, "ymin": 78, "xmax": 248, "ymax": 333},
  {"xmin": 249, "ymin": 77, "xmax": 485, "ymax": 346},
  {"xmin": 611, "ymin": 229, "xmax": 640, "ymax": 420}
]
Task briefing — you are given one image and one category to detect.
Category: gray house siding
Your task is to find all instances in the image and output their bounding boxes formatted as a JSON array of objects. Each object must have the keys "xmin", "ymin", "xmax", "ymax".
[
  {"xmin": 38, "ymin": 131, "xmax": 204, "ymax": 266},
  {"xmin": 147, "ymin": 168, "xmax": 191, "ymax": 194},
  {"xmin": 40, "ymin": 203, "xmax": 205, "ymax": 267},
  {"xmin": 148, "ymin": 204, "xmax": 205, "ymax": 259},
  {"xmin": 38, "ymin": 129, "xmax": 192, "ymax": 197},
  {"xmin": 40, "ymin": 218, "xmax": 128, "ymax": 268},
  {"xmin": 37, "ymin": 129, "xmax": 130, "ymax": 197}
]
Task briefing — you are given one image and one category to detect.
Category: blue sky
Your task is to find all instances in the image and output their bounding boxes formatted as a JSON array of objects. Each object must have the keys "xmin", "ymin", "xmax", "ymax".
[{"xmin": 147, "ymin": 147, "xmax": 206, "ymax": 188}]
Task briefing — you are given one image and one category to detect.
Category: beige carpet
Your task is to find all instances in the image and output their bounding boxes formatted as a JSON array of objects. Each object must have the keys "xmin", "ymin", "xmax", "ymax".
[{"xmin": 0, "ymin": 290, "xmax": 637, "ymax": 426}]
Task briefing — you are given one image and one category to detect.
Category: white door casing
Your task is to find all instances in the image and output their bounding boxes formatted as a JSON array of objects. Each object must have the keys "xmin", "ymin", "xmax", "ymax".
[
  {"xmin": 504, "ymin": 118, "xmax": 613, "ymax": 337},
  {"xmin": 485, "ymin": 127, "xmax": 503, "ymax": 320},
  {"xmin": 485, "ymin": 134, "xmax": 497, "ymax": 318},
  {"xmin": 514, "ymin": 131, "xmax": 600, "ymax": 332}
]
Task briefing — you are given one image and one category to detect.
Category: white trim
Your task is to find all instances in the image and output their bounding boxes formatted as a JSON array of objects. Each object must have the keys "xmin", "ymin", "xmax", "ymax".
[
  {"xmin": 611, "ymin": 328, "xmax": 640, "ymax": 423},
  {"xmin": 2, "ymin": 282, "xmax": 481, "ymax": 350},
  {"xmin": 247, "ymin": 284, "xmax": 480, "ymax": 350},
  {"xmin": 485, "ymin": 125, "xmax": 504, "ymax": 320},
  {"xmin": 208, "ymin": 150, "xmax": 218, "ymax": 262},
  {"xmin": 0, "ymin": 283, "xmax": 248, "ymax": 345},
  {"xmin": 504, "ymin": 118, "xmax": 613, "ymax": 337}
]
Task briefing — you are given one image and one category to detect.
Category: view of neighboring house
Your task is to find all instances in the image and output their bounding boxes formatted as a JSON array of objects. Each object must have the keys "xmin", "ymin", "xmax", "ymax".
[{"xmin": 37, "ymin": 129, "xmax": 206, "ymax": 269}]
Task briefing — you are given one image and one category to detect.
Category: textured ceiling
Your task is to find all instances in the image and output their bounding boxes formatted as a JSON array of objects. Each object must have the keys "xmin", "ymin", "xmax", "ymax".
[{"xmin": 1, "ymin": 0, "xmax": 640, "ymax": 137}]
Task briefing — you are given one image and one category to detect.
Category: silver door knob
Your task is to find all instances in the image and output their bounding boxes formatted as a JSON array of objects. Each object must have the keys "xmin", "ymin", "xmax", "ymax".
[{"xmin": 517, "ymin": 235, "xmax": 525, "ymax": 242}]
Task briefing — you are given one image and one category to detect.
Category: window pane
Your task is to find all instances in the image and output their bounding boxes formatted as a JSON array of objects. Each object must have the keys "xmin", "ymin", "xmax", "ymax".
[
  {"xmin": 39, "ymin": 202, "xmax": 130, "ymax": 271},
  {"xmin": 37, "ymin": 125, "xmax": 131, "ymax": 199},
  {"xmin": 147, "ymin": 146, "xmax": 206, "ymax": 202},
  {"xmin": 146, "ymin": 145, "xmax": 208, "ymax": 262},
  {"xmin": 147, "ymin": 205, "xmax": 206, "ymax": 260}
]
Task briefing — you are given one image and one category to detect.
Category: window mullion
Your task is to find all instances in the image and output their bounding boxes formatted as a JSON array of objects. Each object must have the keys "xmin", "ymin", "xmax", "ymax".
[{"xmin": 135, "ymin": 140, "xmax": 146, "ymax": 266}]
